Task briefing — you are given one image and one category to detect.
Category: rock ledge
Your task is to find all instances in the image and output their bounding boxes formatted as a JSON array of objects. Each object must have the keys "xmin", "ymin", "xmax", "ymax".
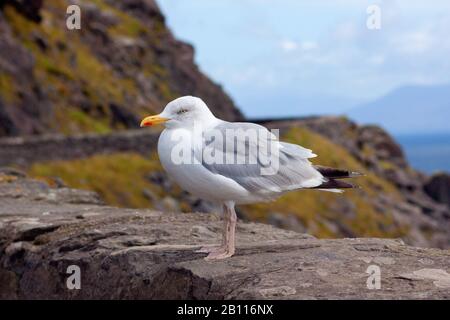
[{"xmin": 0, "ymin": 175, "xmax": 449, "ymax": 299}]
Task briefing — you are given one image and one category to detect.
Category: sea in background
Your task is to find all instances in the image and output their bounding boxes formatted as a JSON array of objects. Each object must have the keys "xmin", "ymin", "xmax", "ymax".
[{"xmin": 395, "ymin": 133, "xmax": 450, "ymax": 174}]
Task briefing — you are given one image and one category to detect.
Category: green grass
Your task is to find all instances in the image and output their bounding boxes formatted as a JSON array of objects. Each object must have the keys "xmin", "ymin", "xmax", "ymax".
[
  {"xmin": 67, "ymin": 109, "xmax": 111, "ymax": 134},
  {"xmin": 29, "ymin": 153, "xmax": 162, "ymax": 208}
]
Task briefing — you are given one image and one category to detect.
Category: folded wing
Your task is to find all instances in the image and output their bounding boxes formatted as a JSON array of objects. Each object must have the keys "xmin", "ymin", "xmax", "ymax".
[{"xmin": 197, "ymin": 121, "xmax": 325, "ymax": 196}]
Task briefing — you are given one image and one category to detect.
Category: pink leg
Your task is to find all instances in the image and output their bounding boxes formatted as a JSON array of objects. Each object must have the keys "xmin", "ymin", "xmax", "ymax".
[{"xmin": 205, "ymin": 202, "xmax": 237, "ymax": 260}]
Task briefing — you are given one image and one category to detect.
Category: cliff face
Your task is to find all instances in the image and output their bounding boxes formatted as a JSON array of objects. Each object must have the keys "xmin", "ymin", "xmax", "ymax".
[
  {"xmin": 0, "ymin": 0, "xmax": 243, "ymax": 136},
  {"xmin": 1, "ymin": 173, "xmax": 449, "ymax": 299}
]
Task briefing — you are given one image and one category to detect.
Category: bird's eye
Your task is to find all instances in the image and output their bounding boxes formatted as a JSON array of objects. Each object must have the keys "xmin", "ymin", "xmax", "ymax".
[{"xmin": 176, "ymin": 109, "xmax": 189, "ymax": 115}]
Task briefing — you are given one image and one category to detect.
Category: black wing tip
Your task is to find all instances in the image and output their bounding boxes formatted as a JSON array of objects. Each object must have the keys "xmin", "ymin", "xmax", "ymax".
[
  {"xmin": 315, "ymin": 166, "xmax": 365, "ymax": 179},
  {"xmin": 313, "ymin": 179, "xmax": 359, "ymax": 190}
]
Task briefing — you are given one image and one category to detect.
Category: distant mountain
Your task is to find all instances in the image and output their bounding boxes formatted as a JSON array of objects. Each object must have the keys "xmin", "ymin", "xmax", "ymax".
[{"xmin": 347, "ymin": 84, "xmax": 450, "ymax": 134}]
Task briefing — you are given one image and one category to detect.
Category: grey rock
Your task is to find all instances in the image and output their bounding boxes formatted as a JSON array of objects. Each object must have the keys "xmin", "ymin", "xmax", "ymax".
[
  {"xmin": 1, "ymin": 0, "xmax": 43, "ymax": 23},
  {"xmin": 0, "ymin": 167, "xmax": 26, "ymax": 177},
  {"xmin": 161, "ymin": 196, "xmax": 180, "ymax": 212},
  {"xmin": 0, "ymin": 176, "xmax": 449, "ymax": 299},
  {"xmin": 267, "ymin": 212, "xmax": 307, "ymax": 233},
  {"xmin": 399, "ymin": 269, "xmax": 450, "ymax": 289},
  {"xmin": 424, "ymin": 173, "xmax": 450, "ymax": 208}
]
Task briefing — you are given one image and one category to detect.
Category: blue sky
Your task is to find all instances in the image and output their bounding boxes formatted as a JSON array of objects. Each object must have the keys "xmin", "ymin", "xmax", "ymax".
[{"xmin": 158, "ymin": 0, "xmax": 450, "ymax": 118}]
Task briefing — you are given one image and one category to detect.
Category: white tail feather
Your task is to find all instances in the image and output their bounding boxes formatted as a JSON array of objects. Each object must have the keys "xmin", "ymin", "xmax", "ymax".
[{"xmin": 318, "ymin": 188, "xmax": 344, "ymax": 193}]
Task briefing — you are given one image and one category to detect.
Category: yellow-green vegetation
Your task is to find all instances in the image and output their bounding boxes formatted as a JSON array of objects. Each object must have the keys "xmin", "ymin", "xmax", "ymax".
[
  {"xmin": 65, "ymin": 109, "xmax": 111, "ymax": 134},
  {"xmin": 28, "ymin": 127, "xmax": 410, "ymax": 241},
  {"xmin": 29, "ymin": 153, "xmax": 163, "ymax": 208},
  {"xmin": 74, "ymin": 43, "xmax": 138, "ymax": 104},
  {"xmin": 0, "ymin": 73, "xmax": 17, "ymax": 103},
  {"xmin": 88, "ymin": 0, "xmax": 147, "ymax": 37},
  {"xmin": 2, "ymin": 0, "xmax": 176, "ymax": 134}
]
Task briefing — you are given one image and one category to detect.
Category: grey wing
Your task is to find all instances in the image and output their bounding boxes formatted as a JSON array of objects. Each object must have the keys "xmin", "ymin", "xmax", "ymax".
[{"xmin": 197, "ymin": 121, "xmax": 325, "ymax": 195}]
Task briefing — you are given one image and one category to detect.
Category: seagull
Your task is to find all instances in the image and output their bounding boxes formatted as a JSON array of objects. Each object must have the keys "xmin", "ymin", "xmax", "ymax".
[{"xmin": 140, "ymin": 96, "xmax": 361, "ymax": 260}]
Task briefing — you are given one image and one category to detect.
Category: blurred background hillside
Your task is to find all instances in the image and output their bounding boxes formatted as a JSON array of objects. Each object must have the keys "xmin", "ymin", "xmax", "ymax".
[{"xmin": 0, "ymin": 0, "xmax": 449, "ymax": 248}]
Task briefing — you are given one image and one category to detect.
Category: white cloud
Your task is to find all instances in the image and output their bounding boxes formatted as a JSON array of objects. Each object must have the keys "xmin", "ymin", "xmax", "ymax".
[
  {"xmin": 280, "ymin": 39, "xmax": 318, "ymax": 53},
  {"xmin": 280, "ymin": 39, "xmax": 298, "ymax": 52}
]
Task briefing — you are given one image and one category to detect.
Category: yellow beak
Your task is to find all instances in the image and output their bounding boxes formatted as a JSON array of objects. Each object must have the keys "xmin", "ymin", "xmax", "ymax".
[{"xmin": 140, "ymin": 115, "xmax": 169, "ymax": 127}]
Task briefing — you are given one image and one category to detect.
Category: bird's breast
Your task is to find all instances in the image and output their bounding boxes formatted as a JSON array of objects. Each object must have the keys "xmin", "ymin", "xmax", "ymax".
[{"xmin": 157, "ymin": 128, "xmax": 252, "ymax": 202}]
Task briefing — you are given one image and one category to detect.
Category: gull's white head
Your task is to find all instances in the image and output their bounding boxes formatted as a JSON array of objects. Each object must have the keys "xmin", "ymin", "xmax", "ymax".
[{"xmin": 140, "ymin": 96, "xmax": 216, "ymax": 129}]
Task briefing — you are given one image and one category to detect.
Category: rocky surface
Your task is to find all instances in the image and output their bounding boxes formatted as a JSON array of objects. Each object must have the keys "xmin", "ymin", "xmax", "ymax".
[
  {"xmin": 424, "ymin": 173, "xmax": 450, "ymax": 208},
  {"xmin": 1, "ymin": 172, "xmax": 449, "ymax": 299}
]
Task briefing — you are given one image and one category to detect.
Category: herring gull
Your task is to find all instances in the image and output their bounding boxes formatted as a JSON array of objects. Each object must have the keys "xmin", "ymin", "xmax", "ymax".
[{"xmin": 140, "ymin": 96, "xmax": 361, "ymax": 260}]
